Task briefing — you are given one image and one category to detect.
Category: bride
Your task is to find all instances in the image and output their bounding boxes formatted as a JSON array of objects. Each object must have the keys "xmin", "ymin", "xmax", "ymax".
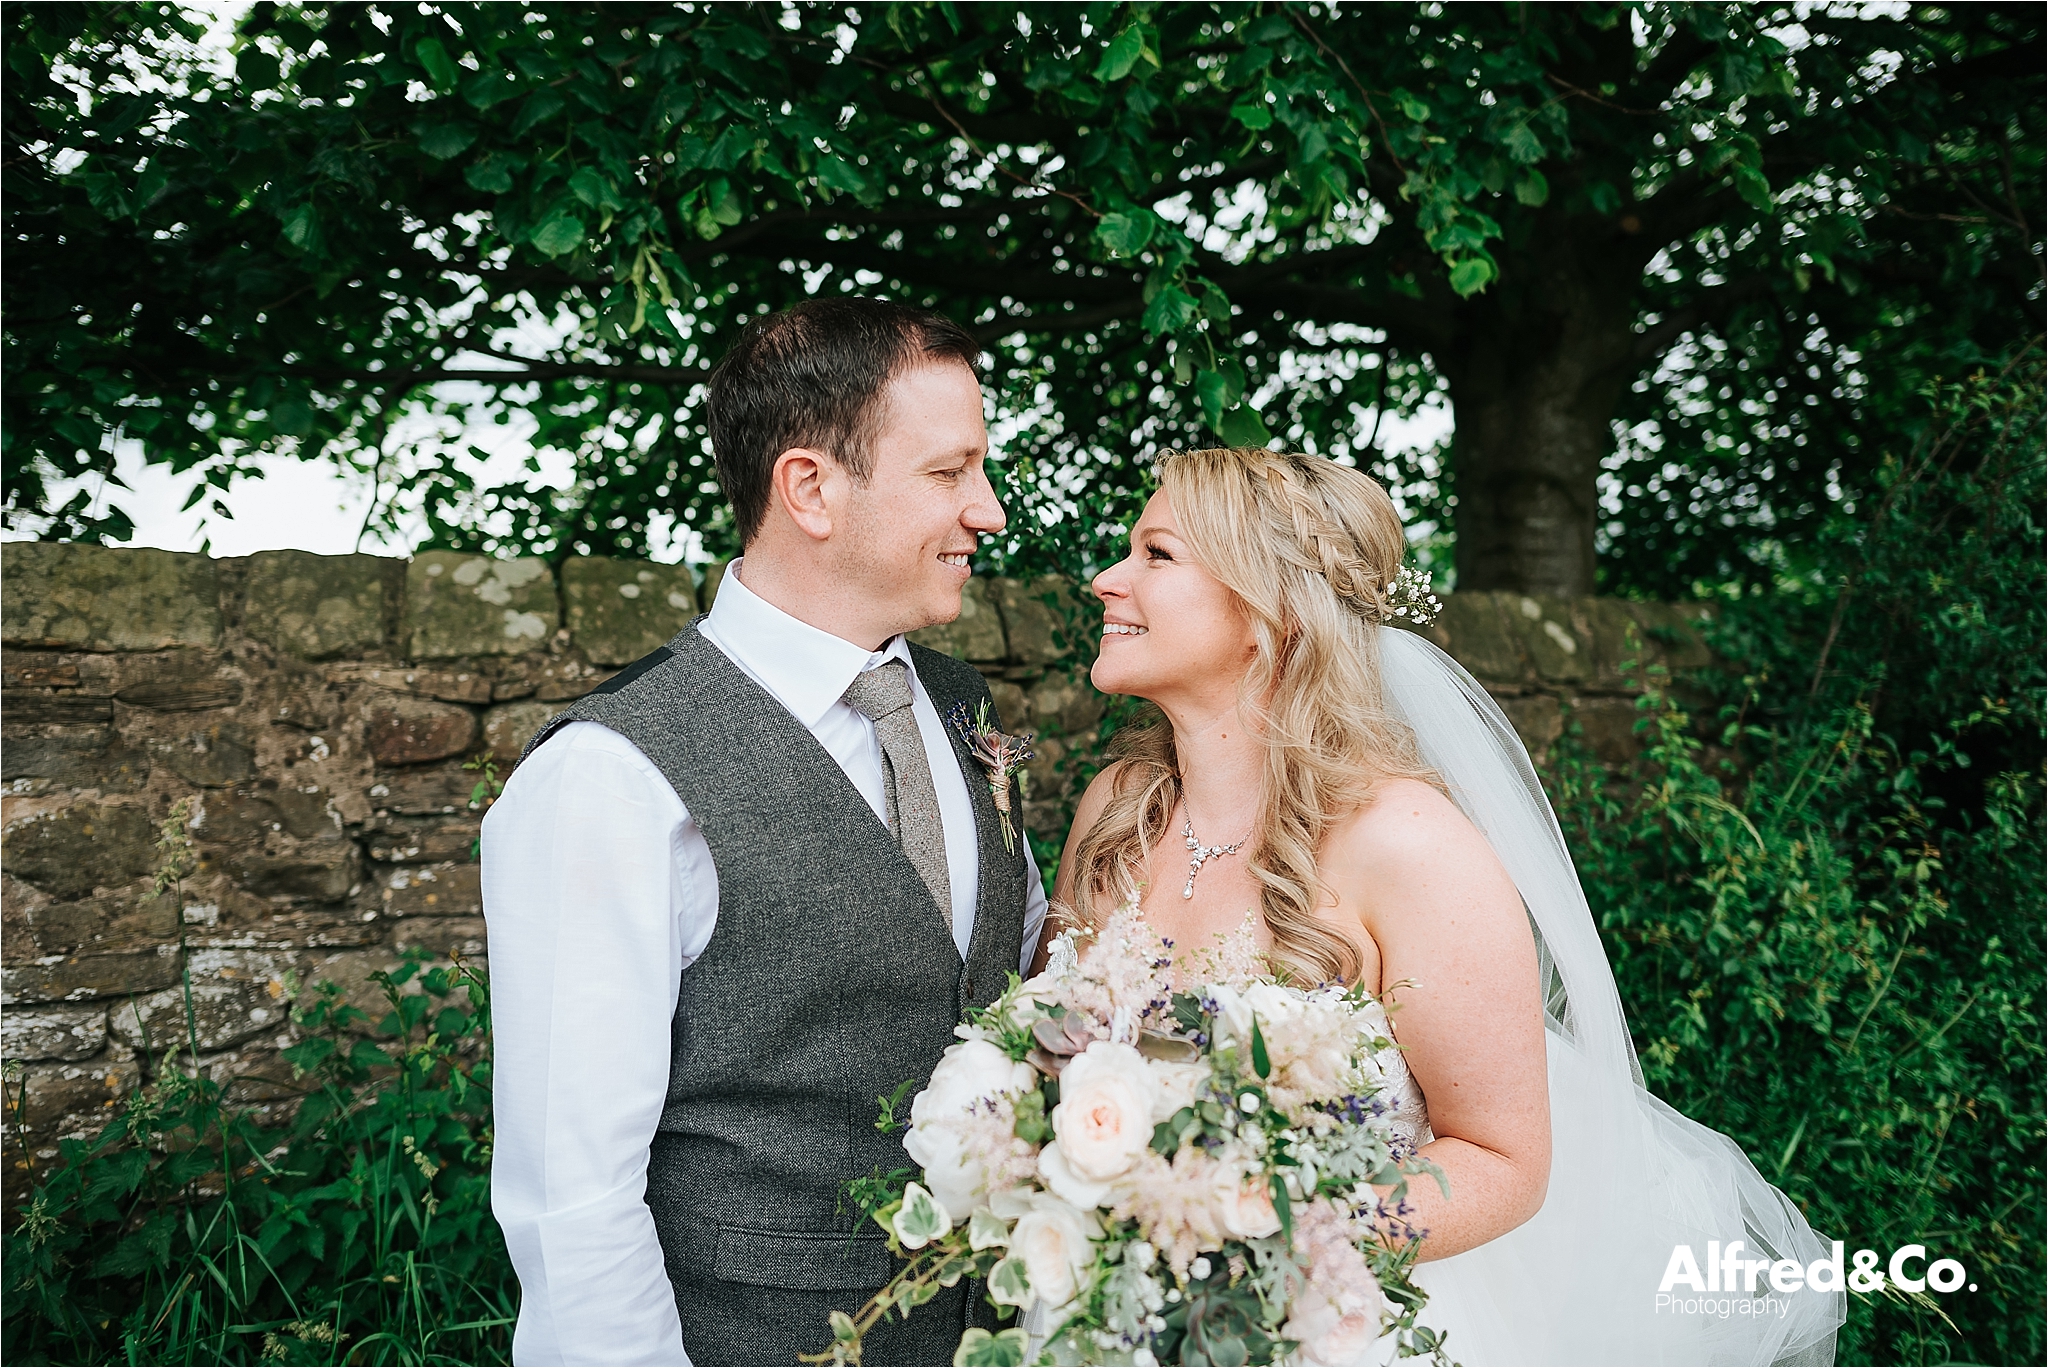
[{"xmin": 1037, "ymin": 447, "xmax": 1845, "ymax": 1366}]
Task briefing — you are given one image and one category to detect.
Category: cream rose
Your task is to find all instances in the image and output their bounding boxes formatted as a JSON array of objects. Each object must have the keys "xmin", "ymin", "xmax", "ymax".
[
  {"xmin": 1282, "ymin": 1281, "xmax": 1383, "ymax": 1366},
  {"xmin": 903, "ymin": 1119, "xmax": 982, "ymax": 1216},
  {"xmin": 1051, "ymin": 1041, "xmax": 1165, "ymax": 1183},
  {"xmin": 1211, "ymin": 1160, "xmax": 1282, "ymax": 1240},
  {"xmin": 1010, "ymin": 1195, "xmax": 1096, "ymax": 1309}
]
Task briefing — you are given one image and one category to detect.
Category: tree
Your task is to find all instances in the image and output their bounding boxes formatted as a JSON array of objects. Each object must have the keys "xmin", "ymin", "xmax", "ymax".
[{"xmin": 5, "ymin": 2, "xmax": 2039, "ymax": 593}]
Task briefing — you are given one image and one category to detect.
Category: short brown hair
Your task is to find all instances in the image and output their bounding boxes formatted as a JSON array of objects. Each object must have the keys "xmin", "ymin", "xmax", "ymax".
[{"xmin": 705, "ymin": 297, "xmax": 982, "ymax": 544}]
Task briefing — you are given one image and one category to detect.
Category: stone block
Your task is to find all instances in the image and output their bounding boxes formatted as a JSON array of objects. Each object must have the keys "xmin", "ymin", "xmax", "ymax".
[
  {"xmin": 2, "ymin": 950, "xmax": 178, "ymax": 1005},
  {"xmin": 1027, "ymin": 667, "xmax": 1107, "ymax": 738},
  {"xmin": 242, "ymin": 550, "xmax": 392, "ymax": 659},
  {"xmin": 227, "ymin": 846, "xmax": 354, "ymax": 902},
  {"xmin": 1581, "ymin": 598, "xmax": 1651, "ymax": 690},
  {"xmin": 366, "ymin": 696, "xmax": 478, "ymax": 766},
  {"xmin": 563, "ymin": 557, "xmax": 698, "ymax": 665},
  {"xmin": 1624, "ymin": 602, "xmax": 1714, "ymax": 672},
  {"xmin": 1505, "ymin": 595, "xmax": 1591, "ymax": 684},
  {"xmin": 985, "ymin": 679, "xmax": 1029, "ymax": 734},
  {"xmin": 2, "ymin": 802, "xmax": 156, "ymax": 901},
  {"xmin": 0, "ymin": 1003, "xmax": 109, "ymax": 1062},
  {"xmin": 115, "ymin": 657, "xmax": 243, "ymax": 714},
  {"xmin": 993, "ymin": 576, "xmax": 1091, "ymax": 667},
  {"xmin": 368, "ymin": 769, "xmax": 480, "ymax": 816},
  {"xmin": 391, "ymin": 916, "xmax": 488, "ymax": 960},
  {"xmin": 1494, "ymin": 693, "xmax": 1564, "ymax": 763},
  {"xmin": 2, "ymin": 542, "xmax": 222, "ymax": 651},
  {"xmin": 1569, "ymin": 695, "xmax": 1650, "ymax": 766},
  {"xmin": 382, "ymin": 863, "xmax": 482, "ymax": 917},
  {"xmin": 1420, "ymin": 593, "xmax": 1527, "ymax": 684},
  {"xmin": 405, "ymin": 552, "xmax": 557, "ymax": 659},
  {"xmin": 14, "ymin": 890, "xmax": 177, "ymax": 958},
  {"xmin": 337, "ymin": 664, "xmax": 492, "ymax": 705},
  {"xmin": 2, "ymin": 658, "xmax": 80, "ymax": 689},
  {"xmin": 907, "ymin": 578, "xmax": 1007, "ymax": 663},
  {"xmin": 10, "ymin": 1057, "xmax": 129, "ymax": 1134},
  {"xmin": 107, "ymin": 977, "xmax": 288, "ymax": 1054},
  {"xmin": 1, "ymin": 728, "xmax": 151, "ymax": 794},
  {"xmin": 484, "ymin": 700, "xmax": 565, "ymax": 764},
  {"xmin": 149, "ymin": 721, "xmax": 257, "ymax": 787},
  {"xmin": 0, "ymin": 689, "xmax": 114, "ymax": 724},
  {"xmin": 367, "ymin": 821, "xmax": 479, "ymax": 865}
]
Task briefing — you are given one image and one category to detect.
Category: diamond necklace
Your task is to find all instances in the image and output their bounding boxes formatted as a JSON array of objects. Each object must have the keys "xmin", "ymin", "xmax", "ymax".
[{"xmin": 1180, "ymin": 809, "xmax": 1250, "ymax": 899}]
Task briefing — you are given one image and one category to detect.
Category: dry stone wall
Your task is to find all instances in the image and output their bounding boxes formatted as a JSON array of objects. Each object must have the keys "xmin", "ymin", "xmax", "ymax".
[{"xmin": 0, "ymin": 542, "xmax": 1709, "ymax": 1171}]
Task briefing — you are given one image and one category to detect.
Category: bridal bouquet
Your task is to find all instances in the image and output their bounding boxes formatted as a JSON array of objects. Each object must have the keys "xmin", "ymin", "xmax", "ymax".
[{"xmin": 810, "ymin": 903, "xmax": 1448, "ymax": 1367}]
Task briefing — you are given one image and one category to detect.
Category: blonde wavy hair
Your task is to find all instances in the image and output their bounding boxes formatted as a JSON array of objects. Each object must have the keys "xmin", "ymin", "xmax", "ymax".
[{"xmin": 1066, "ymin": 447, "xmax": 1440, "ymax": 986}]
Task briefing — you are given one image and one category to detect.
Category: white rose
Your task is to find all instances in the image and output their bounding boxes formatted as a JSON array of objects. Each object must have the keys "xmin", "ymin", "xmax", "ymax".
[
  {"xmin": 903, "ymin": 1119, "xmax": 982, "ymax": 1217},
  {"xmin": 1211, "ymin": 1160, "xmax": 1282, "ymax": 1240},
  {"xmin": 904, "ymin": 1040, "xmax": 1037, "ymax": 1213},
  {"xmin": 1011, "ymin": 1196, "xmax": 1096, "ymax": 1309},
  {"xmin": 1037, "ymin": 1139, "xmax": 1119, "ymax": 1209},
  {"xmin": 913, "ymin": 1039, "xmax": 1037, "ymax": 1126},
  {"xmin": 1282, "ymin": 1282, "xmax": 1382, "ymax": 1366},
  {"xmin": 1052, "ymin": 1041, "xmax": 1165, "ymax": 1182}
]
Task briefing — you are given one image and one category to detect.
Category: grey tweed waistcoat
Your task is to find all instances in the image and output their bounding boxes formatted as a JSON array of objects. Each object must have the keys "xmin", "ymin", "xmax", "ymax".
[{"xmin": 521, "ymin": 624, "xmax": 1028, "ymax": 1365}]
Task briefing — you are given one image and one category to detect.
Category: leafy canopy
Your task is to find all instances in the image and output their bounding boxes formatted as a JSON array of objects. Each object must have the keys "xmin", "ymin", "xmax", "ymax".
[{"xmin": 3, "ymin": 2, "xmax": 2037, "ymax": 590}]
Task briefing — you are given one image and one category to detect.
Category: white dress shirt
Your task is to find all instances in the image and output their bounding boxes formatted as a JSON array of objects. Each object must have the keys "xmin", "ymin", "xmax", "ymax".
[{"xmin": 482, "ymin": 562, "xmax": 1049, "ymax": 1367}]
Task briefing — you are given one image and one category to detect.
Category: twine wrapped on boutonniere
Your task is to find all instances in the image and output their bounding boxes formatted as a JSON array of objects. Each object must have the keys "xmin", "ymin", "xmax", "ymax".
[{"xmin": 945, "ymin": 701, "xmax": 1035, "ymax": 855}]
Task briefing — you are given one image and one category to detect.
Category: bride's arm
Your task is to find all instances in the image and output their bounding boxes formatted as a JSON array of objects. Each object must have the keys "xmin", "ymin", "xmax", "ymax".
[
  {"xmin": 1336, "ymin": 777, "xmax": 1552, "ymax": 1261},
  {"xmin": 1029, "ymin": 762, "xmax": 1126, "ymax": 976}
]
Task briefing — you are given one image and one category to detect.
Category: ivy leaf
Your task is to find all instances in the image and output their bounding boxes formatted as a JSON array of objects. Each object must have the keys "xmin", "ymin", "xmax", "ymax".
[
  {"xmin": 1096, "ymin": 26, "xmax": 1146, "ymax": 82},
  {"xmin": 956, "ymin": 1326, "xmax": 1030, "ymax": 1366},
  {"xmin": 1218, "ymin": 404, "xmax": 1271, "ymax": 446},
  {"xmin": 1095, "ymin": 209, "xmax": 1156, "ymax": 257}
]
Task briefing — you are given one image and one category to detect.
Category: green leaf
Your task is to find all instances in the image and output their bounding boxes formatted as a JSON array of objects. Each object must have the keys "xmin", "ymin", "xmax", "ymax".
[
  {"xmin": 987, "ymin": 1252, "xmax": 1033, "ymax": 1307},
  {"xmin": 1095, "ymin": 209, "xmax": 1155, "ymax": 257},
  {"xmin": 511, "ymin": 90, "xmax": 565, "ymax": 136},
  {"xmin": 816, "ymin": 156, "xmax": 870, "ymax": 198},
  {"xmin": 1504, "ymin": 122, "xmax": 1545, "ymax": 165},
  {"xmin": 414, "ymin": 37, "xmax": 459, "ymax": 92},
  {"xmin": 1218, "ymin": 403, "xmax": 1269, "ymax": 446},
  {"xmin": 1514, "ymin": 167, "xmax": 1550, "ymax": 207},
  {"xmin": 1270, "ymin": 1172, "xmax": 1293, "ymax": 1243},
  {"xmin": 890, "ymin": 1181, "xmax": 951, "ymax": 1249},
  {"xmin": 418, "ymin": 124, "xmax": 478, "ymax": 160},
  {"xmin": 569, "ymin": 166, "xmax": 623, "ymax": 211},
  {"xmin": 462, "ymin": 69, "xmax": 521, "ymax": 110},
  {"xmin": 1448, "ymin": 255, "xmax": 1496, "ymax": 296},
  {"xmin": 1734, "ymin": 164, "xmax": 1774, "ymax": 211},
  {"xmin": 955, "ymin": 1326, "xmax": 1030, "ymax": 1366},
  {"xmin": 1141, "ymin": 286, "xmax": 1198, "ymax": 336},
  {"xmin": 465, "ymin": 153, "xmax": 518, "ymax": 195},
  {"xmin": 1096, "ymin": 26, "xmax": 1145, "ymax": 82},
  {"xmin": 1400, "ymin": 96, "xmax": 1431, "ymax": 122},
  {"xmin": 1250, "ymin": 1014, "xmax": 1272, "ymax": 1077},
  {"xmin": 279, "ymin": 202, "xmax": 319, "ymax": 249},
  {"xmin": 1229, "ymin": 97, "xmax": 1273, "ymax": 131},
  {"xmin": 530, "ymin": 210, "xmax": 587, "ymax": 257}
]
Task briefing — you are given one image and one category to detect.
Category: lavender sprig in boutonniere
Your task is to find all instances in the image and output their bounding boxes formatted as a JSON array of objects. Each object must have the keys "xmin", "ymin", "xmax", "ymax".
[{"xmin": 945, "ymin": 701, "xmax": 1035, "ymax": 855}]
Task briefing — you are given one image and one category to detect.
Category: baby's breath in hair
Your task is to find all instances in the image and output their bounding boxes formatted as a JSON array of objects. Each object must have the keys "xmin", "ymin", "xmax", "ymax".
[{"xmin": 1381, "ymin": 563, "xmax": 1442, "ymax": 626}]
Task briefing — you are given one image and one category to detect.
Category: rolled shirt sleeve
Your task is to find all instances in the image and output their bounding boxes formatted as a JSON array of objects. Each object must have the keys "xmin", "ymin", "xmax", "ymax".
[{"xmin": 483, "ymin": 722, "xmax": 715, "ymax": 1367}]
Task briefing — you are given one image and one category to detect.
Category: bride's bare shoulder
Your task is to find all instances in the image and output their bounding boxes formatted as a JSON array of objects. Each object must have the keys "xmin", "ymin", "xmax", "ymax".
[{"xmin": 1330, "ymin": 776, "xmax": 1500, "ymax": 879}]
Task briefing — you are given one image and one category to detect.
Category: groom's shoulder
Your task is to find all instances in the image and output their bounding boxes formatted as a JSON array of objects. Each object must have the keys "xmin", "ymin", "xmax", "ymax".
[{"xmin": 907, "ymin": 641, "xmax": 994, "ymax": 705}]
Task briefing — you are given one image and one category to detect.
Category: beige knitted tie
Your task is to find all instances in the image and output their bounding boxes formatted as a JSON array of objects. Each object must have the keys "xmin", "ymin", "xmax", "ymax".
[{"xmin": 843, "ymin": 660, "xmax": 952, "ymax": 926}]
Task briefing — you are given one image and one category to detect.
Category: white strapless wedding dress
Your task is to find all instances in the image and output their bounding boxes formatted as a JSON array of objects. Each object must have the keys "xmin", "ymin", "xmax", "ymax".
[{"xmin": 1364, "ymin": 1022, "xmax": 1836, "ymax": 1367}]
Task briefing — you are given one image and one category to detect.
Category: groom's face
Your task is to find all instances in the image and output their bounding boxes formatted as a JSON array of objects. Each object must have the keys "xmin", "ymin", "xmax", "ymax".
[{"xmin": 834, "ymin": 359, "xmax": 1005, "ymax": 636}]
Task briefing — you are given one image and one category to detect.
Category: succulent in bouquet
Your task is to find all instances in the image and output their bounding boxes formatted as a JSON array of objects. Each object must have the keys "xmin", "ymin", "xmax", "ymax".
[{"xmin": 807, "ymin": 903, "xmax": 1450, "ymax": 1367}]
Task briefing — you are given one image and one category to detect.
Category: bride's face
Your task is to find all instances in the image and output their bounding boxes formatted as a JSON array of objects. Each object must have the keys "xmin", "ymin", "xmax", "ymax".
[{"xmin": 1089, "ymin": 491, "xmax": 1256, "ymax": 702}]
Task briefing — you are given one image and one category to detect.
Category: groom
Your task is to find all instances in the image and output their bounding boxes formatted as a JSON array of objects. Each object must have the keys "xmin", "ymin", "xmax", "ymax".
[{"xmin": 481, "ymin": 297, "xmax": 1049, "ymax": 1366}]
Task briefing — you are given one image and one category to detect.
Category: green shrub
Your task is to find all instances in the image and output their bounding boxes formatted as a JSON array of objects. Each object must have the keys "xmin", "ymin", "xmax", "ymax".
[{"xmin": 1, "ymin": 956, "xmax": 511, "ymax": 1366}]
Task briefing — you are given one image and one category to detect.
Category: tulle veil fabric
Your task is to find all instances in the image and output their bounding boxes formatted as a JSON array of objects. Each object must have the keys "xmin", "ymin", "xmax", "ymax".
[{"xmin": 1376, "ymin": 628, "xmax": 1845, "ymax": 1367}]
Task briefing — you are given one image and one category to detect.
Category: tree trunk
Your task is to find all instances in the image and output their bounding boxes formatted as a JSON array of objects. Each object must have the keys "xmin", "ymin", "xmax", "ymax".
[{"xmin": 1439, "ymin": 235, "xmax": 1642, "ymax": 597}]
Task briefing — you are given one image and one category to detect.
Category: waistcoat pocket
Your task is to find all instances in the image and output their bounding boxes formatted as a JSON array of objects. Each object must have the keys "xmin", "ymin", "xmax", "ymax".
[{"xmin": 711, "ymin": 1223, "xmax": 895, "ymax": 1290}]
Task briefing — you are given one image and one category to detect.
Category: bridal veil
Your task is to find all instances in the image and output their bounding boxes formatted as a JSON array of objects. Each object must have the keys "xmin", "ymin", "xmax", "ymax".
[{"xmin": 1377, "ymin": 627, "xmax": 1845, "ymax": 1367}]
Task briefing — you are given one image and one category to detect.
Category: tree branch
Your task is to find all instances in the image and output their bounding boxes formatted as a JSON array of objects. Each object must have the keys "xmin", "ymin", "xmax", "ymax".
[{"xmin": 1629, "ymin": 272, "xmax": 1780, "ymax": 362}]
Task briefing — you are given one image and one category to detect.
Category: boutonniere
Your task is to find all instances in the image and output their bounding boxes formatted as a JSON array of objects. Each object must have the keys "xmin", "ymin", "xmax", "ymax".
[{"xmin": 945, "ymin": 701, "xmax": 1036, "ymax": 855}]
